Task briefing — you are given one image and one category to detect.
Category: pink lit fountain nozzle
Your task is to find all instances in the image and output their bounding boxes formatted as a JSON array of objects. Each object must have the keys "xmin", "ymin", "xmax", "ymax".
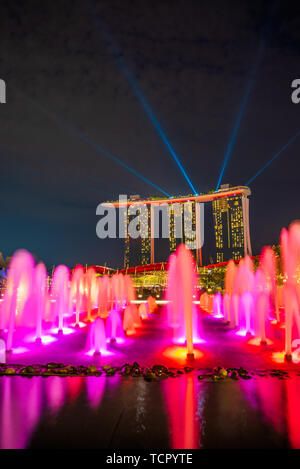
[
  {"xmin": 206, "ymin": 221, "xmax": 300, "ymax": 362},
  {"xmin": 166, "ymin": 244, "xmax": 201, "ymax": 358},
  {"xmin": 0, "ymin": 250, "xmax": 145, "ymax": 356},
  {"xmin": 2, "ymin": 222, "xmax": 300, "ymax": 365},
  {"xmin": 217, "ymin": 252, "xmax": 276, "ymax": 344}
]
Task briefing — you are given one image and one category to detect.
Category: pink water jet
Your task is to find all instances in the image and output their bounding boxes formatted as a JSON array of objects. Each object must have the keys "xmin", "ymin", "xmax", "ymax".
[
  {"xmin": 230, "ymin": 293, "xmax": 239, "ymax": 328},
  {"xmin": 0, "ymin": 338, "xmax": 5, "ymax": 363},
  {"xmin": 223, "ymin": 292, "xmax": 231, "ymax": 323},
  {"xmin": 124, "ymin": 275, "xmax": 136, "ymax": 305},
  {"xmin": 85, "ymin": 267, "xmax": 97, "ymax": 322},
  {"xmin": 106, "ymin": 309, "xmax": 124, "ymax": 343},
  {"xmin": 123, "ymin": 304, "xmax": 136, "ymax": 335},
  {"xmin": 281, "ymin": 222, "xmax": 300, "ymax": 360},
  {"xmin": 87, "ymin": 317, "xmax": 106, "ymax": 356},
  {"xmin": 254, "ymin": 292, "xmax": 268, "ymax": 345},
  {"xmin": 213, "ymin": 293, "xmax": 223, "ymax": 318},
  {"xmin": 51, "ymin": 265, "xmax": 69, "ymax": 334},
  {"xmin": 147, "ymin": 296, "xmax": 157, "ymax": 314},
  {"xmin": 0, "ymin": 246, "xmax": 141, "ymax": 356},
  {"xmin": 70, "ymin": 265, "xmax": 85, "ymax": 327},
  {"xmin": 224, "ymin": 253, "xmax": 272, "ymax": 344},
  {"xmin": 260, "ymin": 246, "xmax": 279, "ymax": 322},
  {"xmin": 199, "ymin": 292, "xmax": 209, "ymax": 311},
  {"xmin": 139, "ymin": 303, "xmax": 148, "ymax": 319},
  {"xmin": 111, "ymin": 273, "xmax": 125, "ymax": 310},
  {"xmin": 97, "ymin": 275, "xmax": 111, "ymax": 318},
  {"xmin": 2, "ymin": 250, "xmax": 35, "ymax": 351},
  {"xmin": 224, "ymin": 260, "xmax": 237, "ymax": 297},
  {"xmin": 34, "ymin": 263, "xmax": 47, "ymax": 342},
  {"xmin": 166, "ymin": 244, "xmax": 200, "ymax": 358},
  {"xmin": 240, "ymin": 291, "xmax": 254, "ymax": 336}
]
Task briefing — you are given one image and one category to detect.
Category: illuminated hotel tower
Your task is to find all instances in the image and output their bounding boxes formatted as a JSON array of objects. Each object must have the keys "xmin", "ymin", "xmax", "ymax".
[
  {"xmin": 124, "ymin": 204, "xmax": 151, "ymax": 267},
  {"xmin": 106, "ymin": 185, "xmax": 251, "ymax": 268},
  {"xmin": 124, "ymin": 199, "xmax": 202, "ymax": 267},
  {"xmin": 212, "ymin": 185, "xmax": 252, "ymax": 262}
]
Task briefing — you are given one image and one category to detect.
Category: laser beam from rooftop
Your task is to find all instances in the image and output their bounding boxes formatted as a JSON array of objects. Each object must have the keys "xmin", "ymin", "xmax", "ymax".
[{"xmin": 14, "ymin": 87, "xmax": 171, "ymax": 198}]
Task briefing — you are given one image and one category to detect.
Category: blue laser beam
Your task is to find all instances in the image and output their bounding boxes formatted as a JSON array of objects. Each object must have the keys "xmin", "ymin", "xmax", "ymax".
[
  {"xmin": 88, "ymin": 6, "xmax": 198, "ymax": 195},
  {"xmin": 14, "ymin": 87, "xmax": 171, "ymax": 197},
  {"xmin": 216, "ymin": 1, "xmax": 280, "ymax": 190},
  {"xmin": 245, "ymin": 130, "xmax": 300, "ymax": 186},
  {"xmin": 122, "ymin": 67, "xmax": 199, "ymax": 196},
  {"xmin": 216, "ymin": 44, "xmax": 263, "ymax": 191}
]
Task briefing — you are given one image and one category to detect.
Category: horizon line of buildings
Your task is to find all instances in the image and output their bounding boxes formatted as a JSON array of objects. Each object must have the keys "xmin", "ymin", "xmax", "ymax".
[{"xmin": 104, "ymin": 184, "xmax": 252, "ymax": 268}]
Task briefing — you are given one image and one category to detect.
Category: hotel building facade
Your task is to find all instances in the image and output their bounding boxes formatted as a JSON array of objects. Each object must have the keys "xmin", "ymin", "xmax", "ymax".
[{"xmin": 105, "ymin": 185, "xmax": 252, "ymax": 267}]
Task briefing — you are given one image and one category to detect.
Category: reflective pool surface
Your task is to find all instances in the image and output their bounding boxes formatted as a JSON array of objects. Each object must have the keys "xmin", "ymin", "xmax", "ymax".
[
  {"xmin": 1, "ymin": 373, "xmax": 300, "ymax": 449},
  {"xmin": 1, "ymin": 312, "xmax": 300, "ymax": 449}
]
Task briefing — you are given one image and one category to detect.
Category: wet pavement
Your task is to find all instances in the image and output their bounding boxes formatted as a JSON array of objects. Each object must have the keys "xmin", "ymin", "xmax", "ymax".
[{"xmin": 1, "ymin": 373, "xmax": 300, "ymax": 449}]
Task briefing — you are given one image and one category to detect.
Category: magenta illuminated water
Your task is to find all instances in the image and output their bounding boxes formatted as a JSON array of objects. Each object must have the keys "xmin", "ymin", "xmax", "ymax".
[
  {"xmin": 51, "ymin": 265, "xmax": 69, "ymax": 334},
  {"xmin": 87, "ymin": 317, "xmax": 106, "ymax": 356},
  {"xmin": 166, "ymin": 244, "xmax": 200, "ymax": 357},
  {"xmin": 2, "ymin": 250, "xmax": 36, "ymax": 351},
  {"xmin": 1, "ymin": 224, "xmax": 300, "ymax": 369},
  {"xmin": 0, "ymin": 252, "xmax": 147, "ymax": 357},
  {"xmin": 34, "ymin": 263, "xmax": 47, "ymax": 342},
  {"xmin": 70, "ymin": 265, "xmax": 85, "ymax": 327},
  {"xmin": 1, "ymin": 235, "xmax": 300, "ymax": 449},
  {"xmin": 281, "ymin": 223, "xmax": 300, "ymax": 359}
]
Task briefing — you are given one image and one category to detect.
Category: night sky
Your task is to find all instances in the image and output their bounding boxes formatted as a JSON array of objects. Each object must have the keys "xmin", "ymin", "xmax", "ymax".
[{"xmin": 0, "ymin": 0, "xmax": 299, "ymax": 269}]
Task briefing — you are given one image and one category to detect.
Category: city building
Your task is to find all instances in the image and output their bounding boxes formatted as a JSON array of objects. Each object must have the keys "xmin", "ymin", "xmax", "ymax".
[
  {"xmin": 124, "ymin": 204, "xmax": 151, "ymax": 267},
  {"xmin": 104, "ymin": 185, "xmax": 252, "ymax": 267},
  {"xmin": 212, "ymin": 184, "xmax": 251, "ymax": 262}
]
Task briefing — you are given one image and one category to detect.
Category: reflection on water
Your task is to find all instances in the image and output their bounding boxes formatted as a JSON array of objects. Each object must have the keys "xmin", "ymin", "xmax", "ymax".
[
  {"xmin": 200, "ymin": 378, "xmax": 286, "ymax": 449},
  {"xmin": 0, "ymin": 375, "xmax": 300, "ymax": 448},
  {"xmin": 0, "ymin": 377, "xmax": 42, "ymax": 449},
  {"xmin": 286, "ymin": 378, "xmax": 300, "ymax": 449},
  {"xmin": 86, "ymin": 377, "xmax": 106, "ymax": 408},
  {"xmin": 162, "ymin": 374, "xmax": 199, "ymax": 449}
]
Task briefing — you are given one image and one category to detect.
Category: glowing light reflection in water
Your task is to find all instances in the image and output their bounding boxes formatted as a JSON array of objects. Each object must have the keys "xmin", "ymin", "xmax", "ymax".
[
  {"xmin": 1, "ymin": 376, "xmax": 300, "ymax": 448},
  {"xmin": 162, "ymin": 375, "xmax": 199, "ymax": 449},
  {"xmin": 0, "ymin": 376, "xmax": 108, "ymax": 449},
  {"xmin": 0, "ymin": 378, "xmax": 41, "ymax": 449}
]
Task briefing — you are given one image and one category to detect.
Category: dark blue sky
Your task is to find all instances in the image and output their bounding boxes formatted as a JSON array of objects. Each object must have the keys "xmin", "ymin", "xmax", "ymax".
[{"xmin": 0, "ymin": 0, "xmax": 299, "ymax": 268}]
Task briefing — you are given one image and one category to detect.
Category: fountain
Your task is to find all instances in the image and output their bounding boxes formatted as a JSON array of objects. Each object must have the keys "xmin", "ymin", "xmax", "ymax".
[
  {"xmin": 224, "ymin": 260, "xmax": 237, "ymax": 296},
  {"xmin": 70, "ymin": 265, "xmax": 85, "ymax": 327},
  {"xmin": 166, "ymin": 244, "xmax": 199, "ymax": 358},
  {"xmin": 280, "ymin": 222, "xmax": 300, "ymax": 360},
  {"xmin": 240, "ymin": 291, "xmax": 254, "ymax": 336},
  {"xmin": 2, "ymin": 250, "xmax": 35, "ymax": 351},
  {"xmin": 123, "ymin": 304, "xmax": 136, "ymax": 335},
  {"xmin": 221, "ymin": 252, "xmax": 273, "ymax": 343},
  {"xmin": 97, "ymin": 275, "xmax": 111, "ymax": 318},
  {"xmin": 223, "ymin": 292, "xmax": 231, "ymax": 323},
  {"xmin": 124, "ymin": 275, "xmax": 136, "ymax": 305},
  {"xmin": 260, "ymin": 247, "xmax": 280, "ymax": 322},
  {"xmin": 147, "ymin": 296, "xmax": 157, "ymax": 314},
  {"xmin": 0, "ymin": 249, "xmax": 144, "ymax": 356},
  {"xmin": 0, "ymin": 340, "xmax": 5, "ymax": 363},
  {"xmin": 51, "ymin": 265, "xmax": 69, "ymax": 334},
  {"xmin": 2, "ymin": 222, "xmax": 300, "ymax": 366},
  {"xmin": 213, "ymin": 293, "xmax": 223, "ymax": 319},
  {"xmin": 139, "ymin": 303, "xmax": 148, "ymax": 319},
  {"xmin": 106, "ymin": 308, "xmax": 124, "ymax": 343},
  {"xmin": 85, "ymin": 267, "xmax": 97, "ymax": 322},
  {"xmin": 111, "ymin": 273, "xmax": 125, "ymax": 310},
  {"xmin": 87, "ymin": 317, "xmax": 106, "ymax": 356},
  {"xmin": 34, "ymin": 263, "xmax": 47, "ymax": 343}
]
